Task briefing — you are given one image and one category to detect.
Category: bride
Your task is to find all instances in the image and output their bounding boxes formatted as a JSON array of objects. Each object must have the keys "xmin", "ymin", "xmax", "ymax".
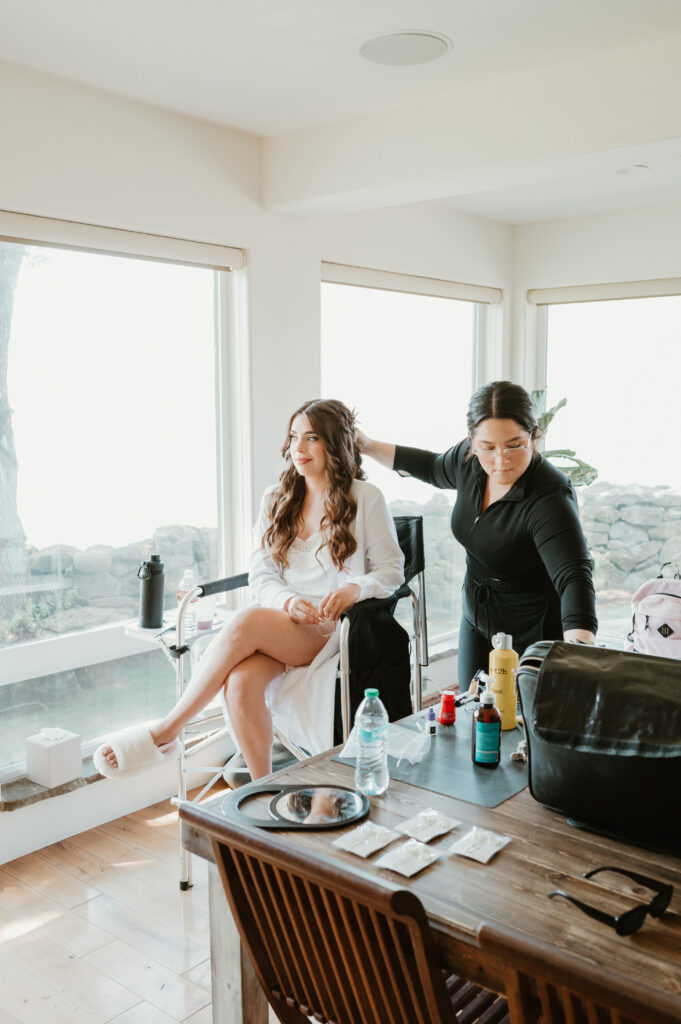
[{"xmin": 94, "ymin": 399, "xmax": 404, "ymax": 781}]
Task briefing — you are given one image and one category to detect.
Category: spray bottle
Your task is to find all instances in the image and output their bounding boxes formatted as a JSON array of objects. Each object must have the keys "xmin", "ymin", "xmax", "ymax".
[{"xmin": 489, "ymin": 633, "xmax": 518, "ymax": 730}]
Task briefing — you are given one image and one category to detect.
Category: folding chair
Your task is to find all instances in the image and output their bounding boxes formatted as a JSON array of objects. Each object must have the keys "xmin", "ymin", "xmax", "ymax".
[
  {"xmin": 179, "ymin": 802, "xmax": 509, "ymax": 1024},
  {"xmin": 172, "ymin": 514, "xmax": 428, "ymax": 888}
]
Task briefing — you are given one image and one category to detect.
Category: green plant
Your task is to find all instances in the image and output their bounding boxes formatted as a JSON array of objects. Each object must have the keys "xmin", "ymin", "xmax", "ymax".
[{"xmin": 531, "ymin": 389, "xmax": 598, "ymax": 487}]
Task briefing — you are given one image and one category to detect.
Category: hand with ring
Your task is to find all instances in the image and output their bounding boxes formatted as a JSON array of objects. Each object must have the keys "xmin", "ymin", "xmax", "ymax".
[
  {"xmin": 318, "ymin": 584, "xmax": 361, "ymax": 623},
  {"xmin": 285, "ymin": 597, "xmax": 322, "ymax": 624}
]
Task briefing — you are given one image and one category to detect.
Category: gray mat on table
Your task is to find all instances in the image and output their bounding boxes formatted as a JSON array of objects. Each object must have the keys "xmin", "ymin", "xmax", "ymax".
[{"xmin": 333, "ymin": 708, "xmax": 527, "ymax": 808}]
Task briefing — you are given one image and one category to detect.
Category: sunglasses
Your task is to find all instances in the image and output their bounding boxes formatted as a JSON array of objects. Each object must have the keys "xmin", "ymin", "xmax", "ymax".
[{"xmin": 548, "ymin": 865, "xmax": 673, "ymax": 937}]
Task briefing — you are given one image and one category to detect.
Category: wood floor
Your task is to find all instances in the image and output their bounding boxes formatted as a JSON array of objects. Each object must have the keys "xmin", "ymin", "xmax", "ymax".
[{"xmin": 0, "ymin": 787, "xmax": 259, "ymax": 1024}]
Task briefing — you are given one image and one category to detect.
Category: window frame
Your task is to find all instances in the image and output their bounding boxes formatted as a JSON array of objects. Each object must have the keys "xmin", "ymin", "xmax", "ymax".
[
  {"xmin": 320, "ymin": 262, "xmax": 504, "ymax": 656},
  {"xmin": 532, "ymin": 278, "xmax": 681, "ymax": 644},
  {"xmin": 0, "ymin": 213, "xmax": 250, "ymax": 781}
]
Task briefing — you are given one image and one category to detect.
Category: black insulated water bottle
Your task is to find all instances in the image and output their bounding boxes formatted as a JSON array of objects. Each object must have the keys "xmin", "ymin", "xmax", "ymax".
[{"xmin": 138, "ymin": 554, "xmax": 165, "ymax": 628}]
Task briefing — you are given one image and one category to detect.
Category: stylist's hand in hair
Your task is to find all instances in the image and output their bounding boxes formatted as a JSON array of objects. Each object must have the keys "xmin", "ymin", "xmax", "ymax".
[
  {"xmin": 285, "ymin": 597, "xmax": 322, "ymax": 624},
  {"xmin": 318, "ymin": 584, "xmax": 361, "ymax": 622}
]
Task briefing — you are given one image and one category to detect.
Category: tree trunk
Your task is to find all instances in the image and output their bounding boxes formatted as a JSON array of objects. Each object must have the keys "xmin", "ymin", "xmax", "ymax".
[{"xmin": 0, "ymin": 242, "xmax": 27, "ymax": 623}]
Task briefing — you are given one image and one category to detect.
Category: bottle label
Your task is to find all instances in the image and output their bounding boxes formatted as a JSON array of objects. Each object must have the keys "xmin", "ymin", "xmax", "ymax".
[
  {"xmin": 359, "ymin": 725, "xmax": 387, "ymax": 743},
  {"xmin": 475, "ymin": 721, "xmax": 501, "ymax": 763}
]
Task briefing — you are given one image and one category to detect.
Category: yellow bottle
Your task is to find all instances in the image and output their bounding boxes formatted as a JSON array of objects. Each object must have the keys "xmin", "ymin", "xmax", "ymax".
[{"xmin": 489, "ymin": 633, "xmax": 519, "ymax": 730}]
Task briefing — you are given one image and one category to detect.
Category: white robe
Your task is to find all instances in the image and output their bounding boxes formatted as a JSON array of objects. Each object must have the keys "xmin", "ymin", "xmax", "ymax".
[{"xmin": 247, "ymin": 478, "xmax": 405, "ymax": 754}]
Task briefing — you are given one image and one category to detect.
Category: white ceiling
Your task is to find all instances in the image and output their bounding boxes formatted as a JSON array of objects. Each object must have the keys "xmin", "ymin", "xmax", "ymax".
[{"xmin": 2, "ymin": 0, "xmax": 681, "ymax": 222}]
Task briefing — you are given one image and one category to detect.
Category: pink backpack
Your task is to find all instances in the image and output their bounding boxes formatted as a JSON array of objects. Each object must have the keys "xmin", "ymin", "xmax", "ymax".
[{"xmin": 628, "ymin": 563, "xmax": 681, "ymax": 658}]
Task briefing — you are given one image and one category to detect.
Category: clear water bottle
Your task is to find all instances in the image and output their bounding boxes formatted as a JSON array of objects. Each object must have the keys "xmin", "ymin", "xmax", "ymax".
[
  {"xmin": 177, "ymin": 569, "xmax": 199, "ymax": 636},
  {"xmin": 355, "ymin": 688, "xmax": 389, "ymax": 796}
]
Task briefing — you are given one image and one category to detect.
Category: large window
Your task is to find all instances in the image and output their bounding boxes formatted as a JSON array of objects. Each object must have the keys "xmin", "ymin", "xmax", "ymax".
[
  {"xmin": 0, "ymin": 225, "xmax": 239, "ymax": 776},
  {"xmin": 321, "ymin": 273, "xmax": 480, "ymax": 647},
  {"xmin": 542, "ymin": 294, "xmax": 681, "ymax": 638}
]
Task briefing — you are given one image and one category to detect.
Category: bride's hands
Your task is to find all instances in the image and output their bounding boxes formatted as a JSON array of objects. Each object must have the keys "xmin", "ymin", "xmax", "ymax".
[
  {"xmin": 318, "ymin": 584, "xmax": 361, "ymax": 622},
  {"xmin": 285, "ymin": 597, "xmax": 322, "ymax": 624}
]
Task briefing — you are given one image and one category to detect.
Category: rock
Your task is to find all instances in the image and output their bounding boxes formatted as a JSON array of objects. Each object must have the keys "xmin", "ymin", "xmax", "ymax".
[
  {"xmin": 619, "ymin": 504, "xmax": 665, "ymax": 527},
  {"xmin": 660, "ymin": 535, "xmax": 681, "ymax": 565},
  {"xmin": 73, "ymin": 546, "xmax": 113, "ymax": 574},
  {"xmin": 649, "ymin": 522, "xmax": 681, "ymax": 541},
  {"xmin": 29, "ymin": 545, "xmax": 77, "ymax": 575},
  {"xmin": 654, "ymin": 490, "xmax": 681, "ymax": 508},
  {"xmin": 73, "ymin": 573, "xmax": 121, "ymax": 602},
  {"xmin": 581, "ymin": 505, "xmax": 620, "ymax": 526},
  {"xmin": 584, "ymin": 529, "xmax": 609, "ymax": 549},
  {"xmin": 609, "ymin": 521, "xmax": 648, "ymax": 545},
  {"xmin": 614, "ymin": 484, "xmax": 655, "ymax": 506},
  {"xmin": 110, "ymin": 542, "xmax": 152, "ymax": 577},
  {"xmin": 628, "ymin": 558, "xmax": 661, "ymax": 582},
  {"xmin": 581, "ymin": 480, "xmax": 616, "ymax": 497},
  {"xmin": 608, "ymin": 540, "xmax": 661, "ymax": 574},
  {"xmin": 591, "ymin": 553, "xmax": 629, "ymax": 591}
]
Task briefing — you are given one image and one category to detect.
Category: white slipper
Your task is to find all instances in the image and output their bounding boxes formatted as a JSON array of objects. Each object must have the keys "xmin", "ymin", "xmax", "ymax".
[{"xmin": 93, "ymin": 722, "xmax": 177, "ymax": 779}]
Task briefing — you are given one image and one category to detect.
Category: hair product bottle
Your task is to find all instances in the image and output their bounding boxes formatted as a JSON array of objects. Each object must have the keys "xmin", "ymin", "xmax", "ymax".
[
  {"xmin": 489, "ymin": 632, "xmax": 519, "ymax": 730},
  {"xmin": 471, "ymin": 690, "xmax": 502, "ymax": 768}
]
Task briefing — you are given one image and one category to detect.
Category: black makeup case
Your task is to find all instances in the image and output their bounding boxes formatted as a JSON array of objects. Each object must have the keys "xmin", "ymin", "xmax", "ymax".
[{"xmin": 516, "ymin": 641, "xmax": 681, "ymax": 854}]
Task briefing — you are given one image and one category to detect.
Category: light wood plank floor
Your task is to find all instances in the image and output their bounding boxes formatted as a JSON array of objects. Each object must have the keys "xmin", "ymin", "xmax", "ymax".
[{"xmin": 0, "ymin": 786, "xmax": 277, "ymax": 1024}]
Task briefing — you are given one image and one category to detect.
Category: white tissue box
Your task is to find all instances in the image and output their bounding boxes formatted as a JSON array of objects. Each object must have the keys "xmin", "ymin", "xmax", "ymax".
[{"xmin": 25, "ymin": 728, "xmax": 82, "ymax": 789}]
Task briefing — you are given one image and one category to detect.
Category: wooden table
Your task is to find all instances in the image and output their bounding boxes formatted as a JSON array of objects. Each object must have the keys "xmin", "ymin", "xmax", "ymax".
[{"xmin": 180, "ymin": 749, "xmax": 681, "ymax": 1024}]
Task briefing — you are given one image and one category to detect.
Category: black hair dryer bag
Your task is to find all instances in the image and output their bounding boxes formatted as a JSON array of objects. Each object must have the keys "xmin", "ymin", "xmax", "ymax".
[{"xmin": 517, "ymin": 641, "xmax": 681, "ymax": 853}]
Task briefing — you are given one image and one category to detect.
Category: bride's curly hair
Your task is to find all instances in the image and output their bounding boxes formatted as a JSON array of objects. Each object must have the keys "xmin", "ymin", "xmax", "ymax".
[{"xmin": 262, "ymin": 399, "xmax": 366, "ymax": 570}]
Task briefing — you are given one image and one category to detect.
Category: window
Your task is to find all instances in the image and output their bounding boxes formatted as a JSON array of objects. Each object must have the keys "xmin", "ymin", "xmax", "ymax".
[
  {"xmin": 0, "ymin": 219, "xmax": 244, "ymax": 776},
  {"xmin": 321, "ymin": 270, "xmax": 483, "ymax": 647},
  {"xmin": 541, "ymin": 294, "xmax": 681, "ymax": 637}
]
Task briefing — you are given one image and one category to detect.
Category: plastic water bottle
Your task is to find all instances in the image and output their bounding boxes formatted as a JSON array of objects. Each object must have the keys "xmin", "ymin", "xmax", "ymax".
[
  {"xmin": 177, "ymin": 569, "xmax": 199, "ymax": 635},
  {"xmin": 355, "ymin": 688, "xmax": 389, "ymax": 796}
]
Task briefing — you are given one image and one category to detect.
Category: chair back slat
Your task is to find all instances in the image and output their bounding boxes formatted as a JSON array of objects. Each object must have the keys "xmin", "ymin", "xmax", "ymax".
[
  {"xmin": 236, "ymin": 852, "xmax": 300, "ymax": 999},
  {"xmin": 337, "ymin": 897, "xmax": 387, "ymax": 1023},
  {"xmin": 274, "ymin": 865, "xmax": 323, "ymax": 1014},
  {"xmin": 307, "ymin": 883, "xmax": 358, "ymax": 1024},
  {"xmin": 385, "ymin": 914, "xmax": 431, "ymax": 1021},
  {"xmin": 366, "ymin": 907, "xmax": 408, "ymax": 1024}
]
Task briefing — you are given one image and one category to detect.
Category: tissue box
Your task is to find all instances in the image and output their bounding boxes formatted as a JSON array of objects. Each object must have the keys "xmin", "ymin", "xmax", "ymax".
[{"xmin": 25, "ymin": 728, "xmax": 82, "ymax": 789}]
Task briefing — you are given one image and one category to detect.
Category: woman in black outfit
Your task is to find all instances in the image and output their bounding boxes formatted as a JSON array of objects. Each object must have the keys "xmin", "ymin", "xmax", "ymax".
[{"xmin": 358, "ymin": 381, "xmax": 597, "ymax": 687}]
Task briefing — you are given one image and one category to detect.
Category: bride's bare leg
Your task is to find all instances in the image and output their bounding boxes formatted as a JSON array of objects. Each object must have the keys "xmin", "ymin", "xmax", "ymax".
[
  {"xmin": 101, "ymin": 608, "xmax": 326, "ymax": 767},
  {"xmin": 224, "ymin": 652, "xmax": 283, "ymax": 780}
]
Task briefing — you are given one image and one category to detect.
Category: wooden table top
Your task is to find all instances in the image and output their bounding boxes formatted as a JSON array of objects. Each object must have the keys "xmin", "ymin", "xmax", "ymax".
[{"xmin": 181, "ymin": 748, "xmax": 681, "ymax": 1013}]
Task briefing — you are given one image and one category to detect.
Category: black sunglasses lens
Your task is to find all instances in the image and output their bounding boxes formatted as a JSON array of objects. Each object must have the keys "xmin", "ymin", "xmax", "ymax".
[{"xmin": 616, "ymin": 908, "xmax": 647, "ymax": 936}]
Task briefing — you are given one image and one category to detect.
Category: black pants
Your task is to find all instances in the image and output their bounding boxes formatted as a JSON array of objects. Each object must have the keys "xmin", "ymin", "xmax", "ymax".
[{"xmin": 457, "ymin": 573, "xmax": 562, "ymax": 689}]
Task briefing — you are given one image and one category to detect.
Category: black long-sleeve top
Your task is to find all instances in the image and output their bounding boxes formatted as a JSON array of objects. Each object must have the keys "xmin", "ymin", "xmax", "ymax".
[{"xmin": 394, "ymin": 440, "xmax": 598, "ymax": 634}]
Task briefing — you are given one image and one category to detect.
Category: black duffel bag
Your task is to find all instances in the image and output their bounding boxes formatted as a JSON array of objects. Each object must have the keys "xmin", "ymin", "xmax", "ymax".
[{"xmin": 517, "ymin": 640, "xmax": 681, "ymax": 853}]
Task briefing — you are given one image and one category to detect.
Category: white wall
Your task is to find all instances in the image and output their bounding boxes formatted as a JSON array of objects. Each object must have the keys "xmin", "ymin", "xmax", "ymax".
[
  {"xmin": 511, "ymin": 201, "xmax": 681, "ymax": 385},
  {"xmin": 0, "ymin": 60, "xmax": 513, "ymax": 501},
  {"xmin": 0, "ymin": 60, "xmax": 511, "ymax": 857}
]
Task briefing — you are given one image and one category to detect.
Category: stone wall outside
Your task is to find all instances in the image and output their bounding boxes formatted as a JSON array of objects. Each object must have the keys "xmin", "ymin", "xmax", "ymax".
[
  {"xmin": 3, "ymin": 479, "xmax": 679, "ymax": 646},
  {"xmin": 579, "ymin": 481, "xmax": 681, "ymax": 601},
  {"xmin": 1, "ymin": 525, "xmax": 218, "ymax": 643}
]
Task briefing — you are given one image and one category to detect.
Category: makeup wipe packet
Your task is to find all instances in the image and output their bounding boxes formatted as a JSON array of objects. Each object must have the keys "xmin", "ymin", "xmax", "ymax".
[
  {"xmin": 375, "ymin": 838, "xmax": 440, "ymax": 877},
  {"xmin": 332, "ymin": 821, "xmax": 398, "ymax": 858},
  {"xmin": 448, "ymin": 826, "xmax": 510, "ymax": 864},
  {"xmin": 397, "ymin": 807, "xmax": 460, "ymax": 842}
]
